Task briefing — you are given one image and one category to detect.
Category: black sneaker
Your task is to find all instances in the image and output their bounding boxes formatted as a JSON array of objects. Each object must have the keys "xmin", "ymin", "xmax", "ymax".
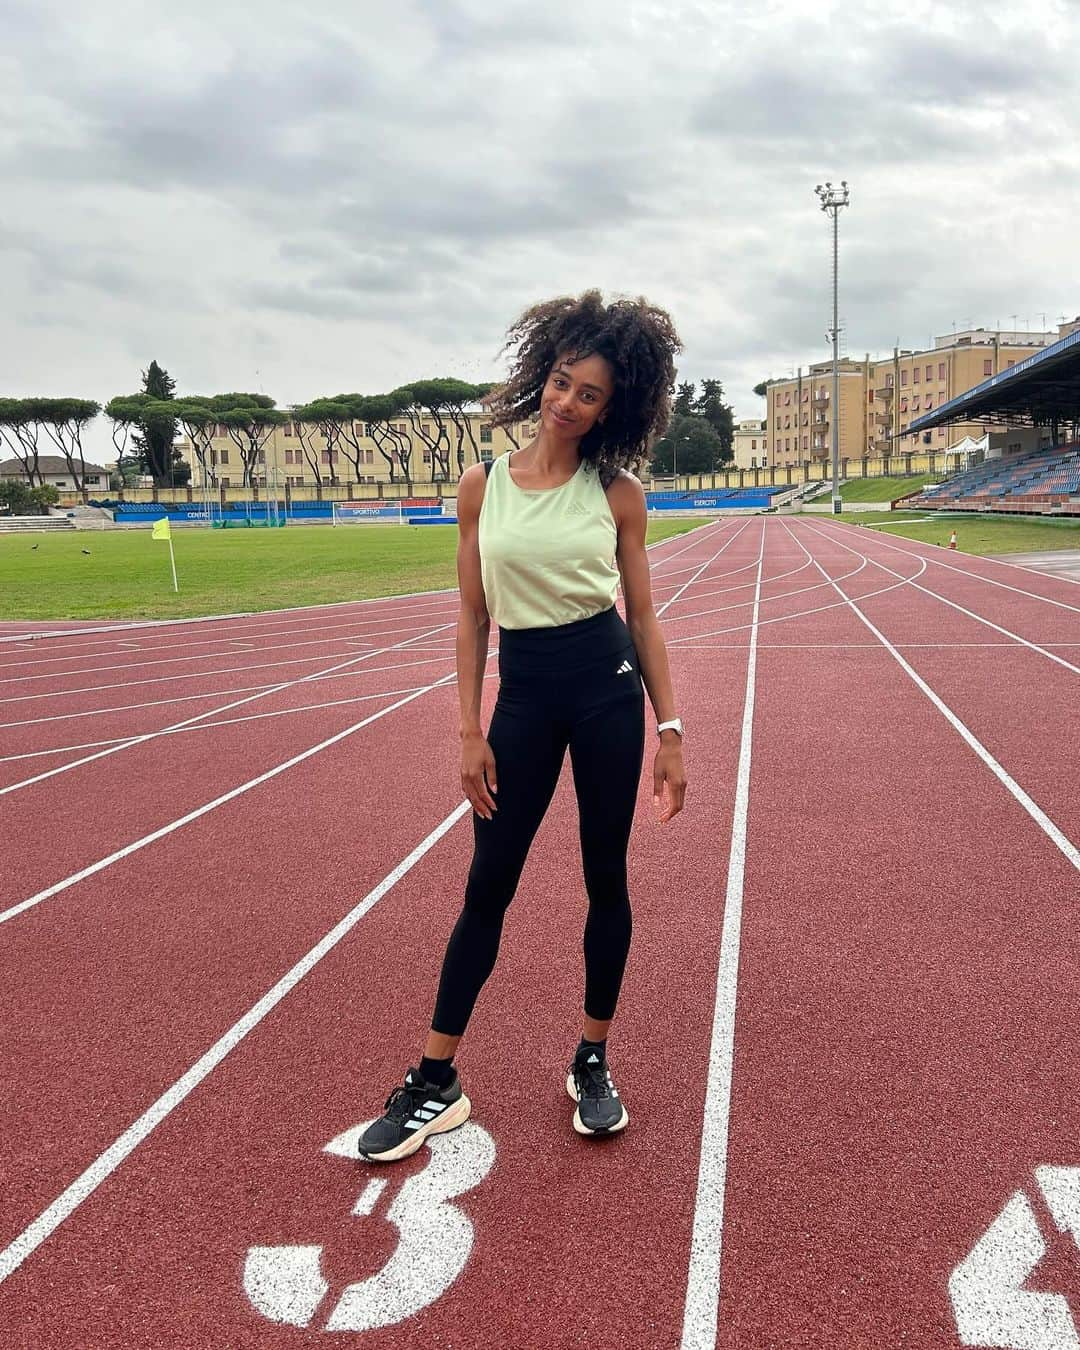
[
  {"xmin": 358, "ymin": 1067, "xmax": 471, "ymax": 1163},
  {"xmin": 566, "ymin": 1047, "xmax": 629, "ymax": 1136}
]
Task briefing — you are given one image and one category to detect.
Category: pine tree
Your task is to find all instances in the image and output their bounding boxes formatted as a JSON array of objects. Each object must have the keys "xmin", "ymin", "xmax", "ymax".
[{"xmin": 132, "ymin": 360, "xmax": 184, "ymax": 485}]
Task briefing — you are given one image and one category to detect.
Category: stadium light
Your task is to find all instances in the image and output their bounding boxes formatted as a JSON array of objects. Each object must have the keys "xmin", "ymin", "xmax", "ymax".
[{"xmin": 814, "ymin": 180, "xmax": 851, "ymax": 514}]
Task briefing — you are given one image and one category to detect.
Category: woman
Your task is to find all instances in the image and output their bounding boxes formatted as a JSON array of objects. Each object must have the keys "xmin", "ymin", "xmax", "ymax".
[{"xmin": 359, "ymin": 290, "xmax": 687, "ymax": 1161}]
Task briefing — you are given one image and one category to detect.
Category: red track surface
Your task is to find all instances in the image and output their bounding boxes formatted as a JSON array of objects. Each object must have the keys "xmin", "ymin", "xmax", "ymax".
[{"xmin": 1, "ymin": 518, "xmax": 1078, "ymax": 1349}]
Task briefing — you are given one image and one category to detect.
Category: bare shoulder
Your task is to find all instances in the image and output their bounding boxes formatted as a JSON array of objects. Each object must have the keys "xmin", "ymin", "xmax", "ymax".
[
  {"xmin": 456, "ymin": 462, "xmax": 488, "ymax": 524},
  {"xmin": 605, "ymin": 468, "xmax": 646, "ymax": 524}
]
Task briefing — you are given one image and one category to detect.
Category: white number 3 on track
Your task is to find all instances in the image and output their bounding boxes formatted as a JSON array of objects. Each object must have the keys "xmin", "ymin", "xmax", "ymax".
[{"xmin": 243, "ymin": 1120, "xmax": 496, "ymax": 1332}]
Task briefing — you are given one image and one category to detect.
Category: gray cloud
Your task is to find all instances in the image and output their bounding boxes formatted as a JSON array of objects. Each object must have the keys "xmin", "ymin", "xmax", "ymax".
[{"xmin": 0, "ymin": 0, "xmax": 1078, "ymax": 451}]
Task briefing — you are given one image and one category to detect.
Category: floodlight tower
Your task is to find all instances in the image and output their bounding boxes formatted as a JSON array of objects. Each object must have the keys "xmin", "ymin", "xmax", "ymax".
[{"xmin": 814, "ymin": 180, "xmax": 851, "ymax": 514}]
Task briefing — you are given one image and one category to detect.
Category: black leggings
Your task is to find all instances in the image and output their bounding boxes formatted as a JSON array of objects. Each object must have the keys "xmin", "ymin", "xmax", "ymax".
[{"xmin": 432, "ymin": 607, "xmax": 646, "ymax": 1037}]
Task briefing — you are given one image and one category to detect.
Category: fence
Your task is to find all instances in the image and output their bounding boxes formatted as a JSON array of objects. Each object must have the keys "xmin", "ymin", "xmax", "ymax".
[{"xmin": 59, "ymin": 451, "xmax": 965, "ymax": 510}]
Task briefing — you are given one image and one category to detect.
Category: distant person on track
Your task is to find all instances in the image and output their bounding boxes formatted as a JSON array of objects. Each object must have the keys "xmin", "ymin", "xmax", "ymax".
[{"xmin": 359, "ymin": 290, "xmax": 687, "ymax": 1161}]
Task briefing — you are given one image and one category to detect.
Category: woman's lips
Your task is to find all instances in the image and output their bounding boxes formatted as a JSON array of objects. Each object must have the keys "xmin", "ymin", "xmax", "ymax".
[{"xmin": 549, "ymin": 408, "xmax": 575, "ymax": 426}]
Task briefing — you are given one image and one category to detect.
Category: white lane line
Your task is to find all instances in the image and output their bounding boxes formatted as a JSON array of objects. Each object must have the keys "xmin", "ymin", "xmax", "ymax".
[
  {"xmin": 0, "ymin": 799, "xmax": 472, "ymax": 1286},
  {"xmin": 665, "ymin": 558, "xmax": 926, "ymax": 646},
  {"xmin": 0, "ymin": 647, "xmax": 454, "ymax": 708},
  {"xmin": 0, "ymin": 663, "xmax": 468, "ymax": 927},
  {"xmin": 0, "ymin": 614, "xmax": 457, "ymax": 686},
  {"xmin": 0, "ymin": 653, "xmax": 457, "ymax": 727},
  {"xmin": 680, "ymin": 519, "xmax": 765, "ymax": 1350},
  {"xmin": 655, "ymin": 520, "xmax": 754, "ymax": 618},
  {"xmin": 816, "ymin": 519, "xmax": 1080, "ymax": 613},
  {"xmin": 796, "ymin": 519, "xmax": 1080, "ymax": 677},
  {"xmin": 781, "ymin": 520, "xmax": 1080, "ymax": 871},
  {"xmin": 0, "ymin": 585, "xmax": 463, "ymax": 648},
  {"xmin": 0, "ymin": 673, "xmax": 502, "ymax": 764},
  {"xmin": 0, "ymin": 599, "xmax": 461, "ymax": 671},
  {"xmin": 0, "ymin": 621, "xmax": 456, "ymax": 798}
]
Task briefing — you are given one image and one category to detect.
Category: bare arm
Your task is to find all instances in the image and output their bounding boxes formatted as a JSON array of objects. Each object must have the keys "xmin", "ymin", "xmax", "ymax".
[
  {"xmin": 607, "ymin": 472, "xmax": 687, "ymax": 823},
  {"xmin": 455, "ymin": 464, "xmax": 498, "ymax": 818}
]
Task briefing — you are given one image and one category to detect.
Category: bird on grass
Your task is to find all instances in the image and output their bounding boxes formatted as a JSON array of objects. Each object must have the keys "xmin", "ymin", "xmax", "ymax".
[
  {"xmin": 81, "ymin": 548, "xmax": 91, "ymax": 555},
  {"xmin": 31, "ymin": 543, "xmax": 38, "ymax": 550}
]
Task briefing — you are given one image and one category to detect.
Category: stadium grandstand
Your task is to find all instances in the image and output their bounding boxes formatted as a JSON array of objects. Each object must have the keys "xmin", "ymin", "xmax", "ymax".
[{"xmin": 905, "ymin": 324, "xmax": 1080, "ymax": 515}]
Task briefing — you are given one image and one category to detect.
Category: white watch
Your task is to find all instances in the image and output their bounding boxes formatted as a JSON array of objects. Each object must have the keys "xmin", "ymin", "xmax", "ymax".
[{"xmin": 657, "ymin": 717, "xmax": 684, "ymax": 738}]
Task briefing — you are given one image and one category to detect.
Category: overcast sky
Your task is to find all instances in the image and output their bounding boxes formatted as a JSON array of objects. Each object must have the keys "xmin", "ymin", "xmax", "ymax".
[{"xmin": 2, "ymin": 0, "xmax": 1077, "ymax": 463}]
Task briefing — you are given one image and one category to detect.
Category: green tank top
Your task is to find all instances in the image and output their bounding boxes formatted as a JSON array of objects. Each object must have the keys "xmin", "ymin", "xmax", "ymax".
[{"xmin": 478, "ymin": 450, "xmax": 619, "ymax": 630}]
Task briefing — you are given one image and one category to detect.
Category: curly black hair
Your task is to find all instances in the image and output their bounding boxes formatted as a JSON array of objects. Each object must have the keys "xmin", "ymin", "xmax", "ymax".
[{"xmin": 487, "ymin": 289, "xmax": 682, "ymax": 486}]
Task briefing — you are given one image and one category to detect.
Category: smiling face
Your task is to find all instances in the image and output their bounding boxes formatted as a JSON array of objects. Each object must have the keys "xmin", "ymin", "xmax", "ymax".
[{"xmin": 539, "ymin": 351, "xmax": 616, "ymax": 441}]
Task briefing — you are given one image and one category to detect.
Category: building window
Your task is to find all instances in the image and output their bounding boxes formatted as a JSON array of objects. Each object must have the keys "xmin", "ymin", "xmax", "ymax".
[
  {"xmin": 885, "ymin": 372, "xmax": 894, "ymax": 387},
  {"xmin": 751, "ymin": 439, "xmax": 757, "ymax": 450},
  {"xmin": 925, "ymin": 365, "xmax": 932, "ymax": 381},
  {"xmin": 913, "ymin": 396, "xmax": 920, "ymax": 411},
  {"xmin": 257, "ymin": 450, "xmax": 265, "ymax": 464},
  {"xmin": 284, "ymin": 448, "xmax": 293, "ymax": 464},
  {"xmin": 220, "ymin": 448, "xmax": 229, "ymax": 464},
  {"xmin": 901, "ymin": 397, "xmax": 908, "ymax": 411},
  {"xmin": 938, "ymin": 362, "xmax": 946, "ymax": 381},
  {"xmin": 802, "ymin": 436, "xmax": 808, "ymax": 450},
  {"xmin": 750, "ymin": 457, "xmax": 757, "ymax": 468},
  {"xmin": 1007, "ymin": 360, "xmax": 1015, "ymax": 369},
  {"xmin": 925, "ymin": 398, "xmax": 933, "ymax": 410},
  {"xmin": 901, "ymin": 370, "xmax": 908, "ymax": 386},
  {"xmin": 983, "ymin": 359, "xmax": 993, "ymax": 375},
  {"xmin": 220, "ymin": 477, "xmax": 230, "ymax": 487},
  {"xmin": 913, "ymin": 367, "xmax": 920, "ymax": 383},
  {"xmin": 365, "ymin": 448, "xmax": 373, "ymax": 464},
  {"xmin": 284, "ymin": 422, "xmax": 292, "ymax": 437},
  {"xmin": 321, "ymin": 450, "xmax": 330, "ymax": 464},
  {"xmin": 480, "ymin": 425, "xmax": 492, "ymax": 444}
]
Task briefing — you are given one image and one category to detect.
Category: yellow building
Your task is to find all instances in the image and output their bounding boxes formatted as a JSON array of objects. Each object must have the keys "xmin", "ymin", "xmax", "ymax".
[
  {"xmin": 761, "ymin": 324, "xmax": 1065, "ymax": 469},
  {"xmin": 179, "ymin": 411, "xmax": 538, "ymax": 492}
]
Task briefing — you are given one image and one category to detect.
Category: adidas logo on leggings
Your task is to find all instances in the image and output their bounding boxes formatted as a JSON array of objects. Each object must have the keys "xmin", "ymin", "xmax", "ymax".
[{"xmin": 615, "ymin": 659, "xmax": 634, "ymax": 675}]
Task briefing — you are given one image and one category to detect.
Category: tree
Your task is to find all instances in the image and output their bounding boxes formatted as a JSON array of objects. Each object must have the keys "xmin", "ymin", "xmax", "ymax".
[
  {"xmin": 214, "ymin": 395, "xmax": 286, "ymax": 488},
  {"xmin": 693, "ymin": 379, "xmax": 734, "ymax": 460},
  {"xmin": 131, "ymin": 360, "xmax": 182, "ymax": 485},
  {"xmin": 397, "ymin": 381, "xmax": 455, "ymax": 481},
  {"xmin": 753, "ymin": 381, "xmax": 769, "ymax": 399},
  {"xmin": 650, "ymin": 414, "xmax": 726, "ymax": 475},
  {"xmin": 0, "ymin": 479, "xmax": 33, "ymax": 514},
  {"xmin": 37, "ymin": 398, "xmax": 101, "ymax": 498},
  {"xmin": 673, "ymin": 382, "xmax": 696, "ymax": 417},
  {"xmin": 361, "ymin": 392, "xmax": 413, "ymax": 483},
  {"xmin": 440, "ymin": 380, "xmax": 492, "ymax": 476},
  {"xmin": 171, "ymin": 398, "xmax": 218, "ymax": 487},
  {"xmin": 294, "ymin": 399, "xmax": 352, "ymax": 486},
  {"xmin": 0, "ymin": 399, "xmax": 45, "ymax": 485}
]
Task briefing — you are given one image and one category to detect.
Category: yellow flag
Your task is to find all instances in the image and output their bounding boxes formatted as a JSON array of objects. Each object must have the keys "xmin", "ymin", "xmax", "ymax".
[{"xmin": 151, "ymin": 517, "xmax": 172, "ymax": 541}]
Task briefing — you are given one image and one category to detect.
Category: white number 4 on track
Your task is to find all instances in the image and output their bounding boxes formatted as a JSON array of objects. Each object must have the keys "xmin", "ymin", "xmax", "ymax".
[
  {"xmin": 949, "ymin": 1165, "xmax": 1080, "ymax": 1349},
  {"xmin": 243, "ymin": 1120, "xmax": 495, "ymax": 1332}
]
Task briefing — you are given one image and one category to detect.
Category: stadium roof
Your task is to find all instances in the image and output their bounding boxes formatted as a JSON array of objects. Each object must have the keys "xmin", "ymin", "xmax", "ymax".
[{"xmin": 909, "ymin": 325, "xmax": 1080, "ymax": 433}]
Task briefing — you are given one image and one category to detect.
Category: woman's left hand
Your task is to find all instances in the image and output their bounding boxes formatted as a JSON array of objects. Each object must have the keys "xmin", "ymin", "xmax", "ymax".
[{"xmin": 653, "ymin": 740, "xmax": 687, "ymax": 823}]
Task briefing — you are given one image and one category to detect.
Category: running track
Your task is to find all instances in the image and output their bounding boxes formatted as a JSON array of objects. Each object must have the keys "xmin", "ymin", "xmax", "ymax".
[{"xmin": 1, "ymin": 518, "xmax": 1078, "ymax": 1349}]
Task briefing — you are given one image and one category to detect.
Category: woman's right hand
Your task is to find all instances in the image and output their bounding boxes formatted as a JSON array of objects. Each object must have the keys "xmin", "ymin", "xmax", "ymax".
[{"xmin": 461, "ymin": 731, "xmax": 498, "ymax": 820}]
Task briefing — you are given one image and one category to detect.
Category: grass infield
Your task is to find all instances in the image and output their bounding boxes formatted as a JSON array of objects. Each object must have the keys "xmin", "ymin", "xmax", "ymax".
[
  {"xmin": 831, "ymin": 511, "xmax": 1080, "ymax": 555},
  {"xmin": 0, "ymin": 518, "xmax": 703, "ymax": 621}
]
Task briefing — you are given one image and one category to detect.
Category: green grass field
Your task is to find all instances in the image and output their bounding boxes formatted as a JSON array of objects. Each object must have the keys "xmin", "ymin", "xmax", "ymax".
[
  {"xmin": 832, "ymin": 511, "xmax": 1080, "ymax": 555},
  {"xmin": 0, "ymin": 519, "xmax": 702, "ymax": 621},
  {"xmin": 805, "ymin": 475, "xmax": 937, "ymax": 503}
]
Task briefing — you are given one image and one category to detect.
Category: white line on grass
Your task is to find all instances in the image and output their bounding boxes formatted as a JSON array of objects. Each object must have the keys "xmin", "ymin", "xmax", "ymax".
[
  {"xmin": 781, "ymin": 520, "xmax": 1080, "ymax": 871},
  {"xmin": 0, "ymin": 799, "xmax": 472, "ymax": 1286},
  {"xmin": 680, "ymin": 518, "xmax": 765, "ymax": 1350}
]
